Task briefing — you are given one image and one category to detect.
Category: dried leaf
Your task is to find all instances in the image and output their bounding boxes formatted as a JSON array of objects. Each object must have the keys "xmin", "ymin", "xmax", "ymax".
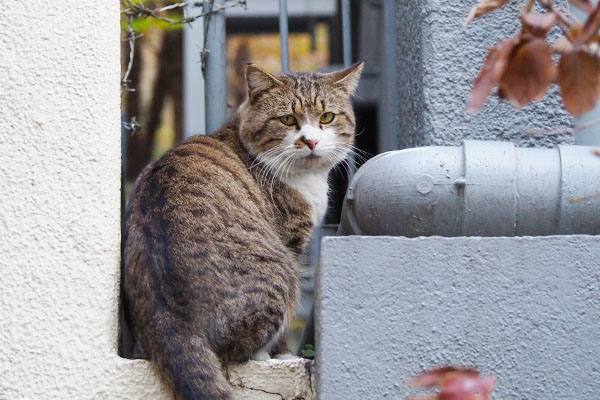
[
  {"xmin": 499, "ymin": 38, "xmax": 556, "ymax": 107},
  {"xmin": 551, "ymin": 37, "xmax": 574, "ymax": 53},
  {"xmin": 567, "ymin": 23, "xmax": 584, "ymax": 42},
  {"xmin": 464, "ymin": 0, "xmax": 514, "ymax": 27},
  {"xmin": 521, "ymin": 12, "xmax": 557, "ymax": 38},
  {"xmin": 407, "ymin": 367, "xmax": 496, "ymax": 400},
  {"xmin": 576, "ymin": 3, "xmax": 600, "ymax": 46},
  {"xmin": 525, "ymin": 0, "xmax": 535, "ymax": 13},
  {"xmin": 558, "ymin": 49, "xmax": 600, "ymax": 116},
  {"xmin": 467, "ymin": 35, "xmax": 521, "ymax": 112},
  {"xmin": 569, "ymin": 0, "xmax": 595, "ymax": 14},
  {"xmin": 408, "ymin": 366, "xmax": 480, "ymax": 388},
  {"xmin": 439, "ymin": 375, "xmax": 497, "ymax": 400}
]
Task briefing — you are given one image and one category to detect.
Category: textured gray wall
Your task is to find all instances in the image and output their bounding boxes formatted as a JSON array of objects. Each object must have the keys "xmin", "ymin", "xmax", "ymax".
[
  {"xmin": 315, "ymin": 236, "xmax": 600, "ymax": 400},
  {"xmin": 395, "ymin": 1, "xmax": 574, "ymax": 149}
]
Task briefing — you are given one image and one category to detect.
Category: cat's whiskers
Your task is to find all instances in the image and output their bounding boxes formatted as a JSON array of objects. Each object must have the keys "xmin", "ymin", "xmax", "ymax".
[
  {"xmin": 249, "ymin": 145, "xmax": 285, "ymax": 171},
  {"xmin": 266, "ymin": 150, "xmax": 295, "ymax": 203},
  {"xmin": 258, "ymin": 149, "xmax": 288, "ymax": 190},
  {"xmin": 282, "ymin": 155, "xmax": 298, "ymax": 188}
]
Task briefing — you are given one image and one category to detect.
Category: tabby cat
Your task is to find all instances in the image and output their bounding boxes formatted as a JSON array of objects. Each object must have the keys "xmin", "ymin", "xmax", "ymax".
[{"xmin": 122, "ymin": 61, "xmax": 363, "ymax": 399}]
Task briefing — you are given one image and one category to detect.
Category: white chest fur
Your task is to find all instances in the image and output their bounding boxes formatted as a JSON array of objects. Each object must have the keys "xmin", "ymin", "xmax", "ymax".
[{"xmin": 285, "ymin": 168, "xmax": 330, "ymax": 226}]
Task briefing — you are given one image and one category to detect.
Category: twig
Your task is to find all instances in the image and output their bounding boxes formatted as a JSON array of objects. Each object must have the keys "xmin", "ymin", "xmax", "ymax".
[
  {"xmin": 119, "ymin": 0, "xmax": 248, "ymax": 132},
  {"xmin": 121, "ymin": 0, "xmax": 140, "ymax": 95},
  {"xmin": 537, "ymin": 0, "xmax": 572, "ymax": 28},
  {"xmin": 121, "ymin": 0, "xmax": 246, "ymax": 26}
]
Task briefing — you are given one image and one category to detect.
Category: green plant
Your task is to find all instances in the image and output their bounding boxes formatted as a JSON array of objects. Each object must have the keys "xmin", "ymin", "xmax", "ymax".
[{"xmin": 301, "ymin": 344, "xmax": 315, "ymax": 359}]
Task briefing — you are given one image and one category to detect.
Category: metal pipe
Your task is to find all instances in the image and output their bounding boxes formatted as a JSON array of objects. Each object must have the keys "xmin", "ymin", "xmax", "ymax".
[
  {"xmin": 183, "ymin": 4, "xmax": 205, "ymax": 138},
  {"xmin": 203, "ymin": 0, "xmax": 228, "ymax": 135},
  {"xmin": 279, "ymin": 0, "xmax": 289, "ymax": 72},
  {"xmin": 340, "ymin": 0, "xmax": 355, "ymax": 181},
  {"xmin": 380, "ymin": 0, "xmax": 399, "ymax": 152},
  {"xmin": 339, "ymin": 141, "xmax": 600, "ymax": 237},
  {"xmin": 341, "ymin": 0, "xmax": 352, "ymax": 67}
]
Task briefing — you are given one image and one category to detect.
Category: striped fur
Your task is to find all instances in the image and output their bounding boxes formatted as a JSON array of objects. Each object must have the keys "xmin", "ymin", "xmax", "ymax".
[{"xmin": 123, "ymin": 62, "xmax": 363, "ymax": 400}]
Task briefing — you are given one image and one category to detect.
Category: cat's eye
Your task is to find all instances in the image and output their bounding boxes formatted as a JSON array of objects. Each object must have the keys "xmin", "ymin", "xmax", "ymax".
[
  {"xmin": 320, "ymin": 112, "xmax": 335, "ymax": 124},
  {"xmin": 279, "ymin": 115, "xmax": 297, "ymax": 126}
]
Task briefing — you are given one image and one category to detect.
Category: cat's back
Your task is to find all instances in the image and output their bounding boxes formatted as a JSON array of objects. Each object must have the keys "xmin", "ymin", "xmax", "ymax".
[{"xmin": 128, "ymin": 133, "xmax": 269, "ymax": 229}]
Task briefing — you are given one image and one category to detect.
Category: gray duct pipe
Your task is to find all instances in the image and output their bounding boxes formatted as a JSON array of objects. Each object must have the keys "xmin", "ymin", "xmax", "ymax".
[{"xmin": 339, "ymin": 141, "xmax": 600, "ymax": 237}]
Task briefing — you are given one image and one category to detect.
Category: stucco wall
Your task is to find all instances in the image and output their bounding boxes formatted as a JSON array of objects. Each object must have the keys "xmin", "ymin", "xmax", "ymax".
[
  {"xmin": 0, "ymin": 2, "xmax": 313, "ymax": 399},
  {"xmin": 315, "ymin": 235, "xmax": 600, "ymax": 400},
  {"xmin": 0, "ymin": 1, "xmax": 166, "ymax": 398},
  {"xmin": 394, "ymin": 1, "xmax": 574, "ymax": 149}
]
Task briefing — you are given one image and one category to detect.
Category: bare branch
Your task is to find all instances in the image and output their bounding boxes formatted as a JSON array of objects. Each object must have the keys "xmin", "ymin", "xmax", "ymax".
[
  {"xmin": 121, "ymin": 0, "xmax": 247, "ymax": 25},
  {"xmin": 119, "ymin": 0, "xmax": 248, "ymax": 132},
  {"xmin": 121, "ymin": 0, "xmax": 139, "ymax": 95},
  {"xmin": 537, "ymin": 0, "xmax": 573, "ymax": 28}
]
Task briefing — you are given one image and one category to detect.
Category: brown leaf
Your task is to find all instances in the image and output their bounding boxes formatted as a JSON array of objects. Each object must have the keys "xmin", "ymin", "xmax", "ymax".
[
  {"xmin": 467, "ymin": 35, "xmax": 521, "ymax": 112},
  {"xmin": 569, "ymin": 0, "xmax": 595, "ymax": 14},
  {"xmin": 499, "ymin": 38, "xmax": 556, "ymax": 107},
  {"xmin": 464, "ymin": 0, "xmax": 514, "ymax": 27},
  {"xmin": 551, "ymin": 37, "xmax": 574, "ymax": 53},
  {"xmin": 407, "ymin": 367, "xmax": 496, "ymax": 400},
  {"xmin": 408, "ymin": 366, "xmax": 480, "ymax": 388},
  {"xmin": 521, "ymin": 12, "xmax": 557, "ymax": 38},
  {"xmin": 558, "ymin": 49, "xmax": 600, "ymax": 116},
  {"xmin": 576, "ymin": 3, "xmax": 600, "ymax": 46}
]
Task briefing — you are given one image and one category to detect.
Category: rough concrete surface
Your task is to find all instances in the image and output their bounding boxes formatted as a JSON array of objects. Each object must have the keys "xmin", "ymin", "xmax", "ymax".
[
  {"xmin": 395, "ymin": 1, "xmax": 574, "ymax": 149},
  {"xmin": 229, "ymin": 359, "xmax": 316, "ymax": 400},
  {"xmin": 0, "ymin": 2, "xmax": 312, "ymax": 399},
  {"xmin": 316, "ymin": 236, "xmax": 600, "ymax": 400}
]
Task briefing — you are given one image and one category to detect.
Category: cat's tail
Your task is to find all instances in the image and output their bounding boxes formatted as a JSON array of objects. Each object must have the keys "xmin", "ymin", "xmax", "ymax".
[{"xmin": 150, "ymin": 322, "xmax": 232, "ymax": 400}]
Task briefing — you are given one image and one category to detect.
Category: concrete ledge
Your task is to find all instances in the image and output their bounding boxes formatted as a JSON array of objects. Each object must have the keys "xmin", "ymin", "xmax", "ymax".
[
  {"xmin": 229, "ymin": 359, "xmax": 315, "ymax": 400},
  {"xmin": 113, "ymin": 358, "xmax": 314, "ymax": 400},
  {"xmin": 316, "ymin": 235, "xmax": 600, "ymax": 400}
]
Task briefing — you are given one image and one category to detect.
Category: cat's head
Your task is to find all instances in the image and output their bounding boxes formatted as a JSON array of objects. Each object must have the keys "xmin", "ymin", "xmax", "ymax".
[{"xmin": 238, "ymin": 62, "xmax": 364, "ymax": 176}]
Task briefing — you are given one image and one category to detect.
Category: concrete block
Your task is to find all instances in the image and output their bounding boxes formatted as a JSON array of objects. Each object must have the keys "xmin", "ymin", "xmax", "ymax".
[
  {"xmin": 394, "ymin": 1, "xmax": 574, "ymax": 149},
  {"xmin": 316, "ymin": 236, "xmax": 600, "ymax": 400}
]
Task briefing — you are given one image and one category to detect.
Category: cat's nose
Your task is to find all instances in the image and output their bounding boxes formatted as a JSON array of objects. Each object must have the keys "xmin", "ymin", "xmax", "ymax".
[{"xmin": 301, "ymin": 137, "xmax": 319, "ymax": 150}]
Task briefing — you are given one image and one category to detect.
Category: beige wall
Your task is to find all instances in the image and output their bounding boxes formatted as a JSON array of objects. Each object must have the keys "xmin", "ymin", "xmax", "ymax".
[
  {"xmin": 0, "ymin": 1, "xmax": 166, "ymax": 398},
  {"xmin": 0, "ymin": 2, "xmax": 312, "ymax": 399}
]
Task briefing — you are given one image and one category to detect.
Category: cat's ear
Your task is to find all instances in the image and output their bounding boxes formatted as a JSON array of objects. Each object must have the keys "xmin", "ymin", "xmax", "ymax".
[
  {"xmin": 246, "ymin": 64, "xmax": 283, "ymax": 102},
  {"xmin": 330, "ymin": 60, "xmax": 364, "ymax": 96}
]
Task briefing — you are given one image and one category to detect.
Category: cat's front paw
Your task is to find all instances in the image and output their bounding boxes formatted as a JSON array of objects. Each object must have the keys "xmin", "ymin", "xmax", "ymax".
[
  {"xmin": 274, "ymin": 353, "xmax": 300, "ymax": 360},
  {"xmin": 251, "ymin": 350, "xmax": 271, "ymax": 361}
]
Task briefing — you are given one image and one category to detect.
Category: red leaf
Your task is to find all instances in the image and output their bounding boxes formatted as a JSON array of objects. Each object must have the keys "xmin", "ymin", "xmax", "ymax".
[
  {"xmin": 407, "ymin": 367, "xmax": 496, "ymax": 400},
  {"xmin": 498, "ymin": 38, "xmax": 556, "ymax": 107},
  {"xmin": 558, "ymin": 49, "xmax": 600, "ymax": 116},
  {"xmin": 467, "ymin": 36, "xmax": 521, "ymax": 112},
  {"xmin": 521, "ymin": 12, "xmax": 557, "ymax": 38},
  {"xmin": 464, "ymin": 0, "xmax": 514, "ymax": 27},
  {"xmin": 438, "ymin": 375, "xmax": 497, "ymax": 400}
]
